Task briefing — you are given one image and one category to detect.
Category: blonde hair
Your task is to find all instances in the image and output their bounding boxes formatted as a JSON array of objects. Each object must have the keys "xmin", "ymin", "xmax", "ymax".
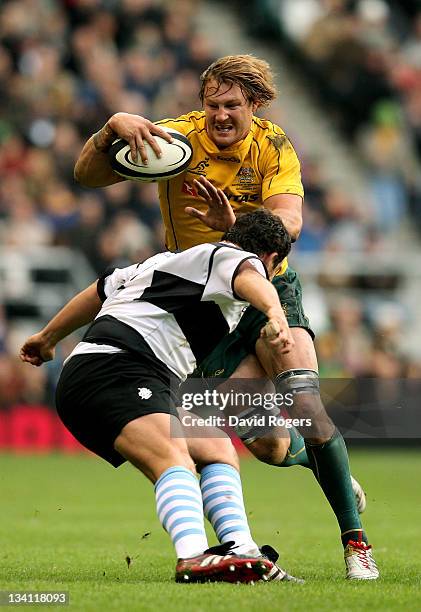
[{"xmin": 199, "ymin": 54, "xmax": 277, "ymax": 108}]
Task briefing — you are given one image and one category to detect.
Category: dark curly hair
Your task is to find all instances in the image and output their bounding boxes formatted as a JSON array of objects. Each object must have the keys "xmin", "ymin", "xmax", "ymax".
[{"xmin": 222, "ymin": 209, "xmax": 291, "ymax": 267}]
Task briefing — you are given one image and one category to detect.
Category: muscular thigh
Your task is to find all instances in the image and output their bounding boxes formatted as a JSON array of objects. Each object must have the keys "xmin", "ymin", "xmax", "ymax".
[
  {"xmin": 226, "ymin": 353, "xmax": 291, "ymax": 459},
  {"xmin": 256, "ymin": 329, "xmax": 334, "ymax": 441},
  {"xmin": 114, "ymin": 413, "xmax": 194, "ymax": 482},
  {"xmin": 256, "ymin": 327, "xmax": 318, "ymax": 379}
]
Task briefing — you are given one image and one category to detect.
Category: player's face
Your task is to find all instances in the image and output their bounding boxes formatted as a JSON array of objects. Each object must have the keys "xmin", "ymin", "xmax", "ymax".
[{"xmin": 203, "ymin": 79, "xmax": 257, "ymax": 148}]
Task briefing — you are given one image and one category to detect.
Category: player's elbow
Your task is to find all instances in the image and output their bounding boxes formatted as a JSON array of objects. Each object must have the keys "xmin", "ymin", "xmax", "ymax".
[
  {"xmin": 283, "ymin": 211, "xmax": 303, "ymax": 242},
  {"xmin": 73, "ymin": 164, "xmax": 82, "ymax": 184},
  {"xmin": 74, "ymin": 161, "xmax": 87, "ymax": 185},
  {"xmin": 73, "ymin": 163, "xmax": 102, "ymax": 188},
  {"xmin": 278, "ymin": 212, "xmax": 301, "ymax": 242},
  {"xmin": 289, "ymin": 219, "xmax": 302, "ymax": 242},
  {"xmin": 74, "ymin": 162, "xmax": 94, "ymax": 187}
]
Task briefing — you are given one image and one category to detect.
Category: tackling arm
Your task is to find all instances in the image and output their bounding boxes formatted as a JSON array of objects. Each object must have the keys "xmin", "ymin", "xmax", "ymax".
[
  {"xmin": 233, "ymin": 264, "xmax": 294, "ymax": 354},
  {"xmin": 19, "ymin": 282, "xmax": 102, "ymax": 366}
]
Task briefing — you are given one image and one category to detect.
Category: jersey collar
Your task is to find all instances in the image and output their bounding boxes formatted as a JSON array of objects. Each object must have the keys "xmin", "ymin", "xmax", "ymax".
[{"xmin": 199, "ymin": 124, "xmax": 255, "ymax": 158}]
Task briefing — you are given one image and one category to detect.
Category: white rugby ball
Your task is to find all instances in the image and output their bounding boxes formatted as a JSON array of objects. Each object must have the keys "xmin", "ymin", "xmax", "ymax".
[{"xmin": 109, "ymin": 126, "xmax": 192, "ymax": 182}]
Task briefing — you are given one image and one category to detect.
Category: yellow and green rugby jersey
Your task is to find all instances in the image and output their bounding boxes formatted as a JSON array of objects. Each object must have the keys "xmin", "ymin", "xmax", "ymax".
[{"xmin": 156, "ymin": 111, "xmax": 304, "ymax": 274}]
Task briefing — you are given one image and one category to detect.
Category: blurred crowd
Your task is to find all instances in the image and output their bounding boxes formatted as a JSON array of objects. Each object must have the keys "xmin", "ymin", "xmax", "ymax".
[
  {"xmin": 238, "ymin": 1, "xmax": 421, "ymax": 375},
  {"xmin": 0, "ymin": 0, "xmax": 215, "ymax": 407},
  {"xmin": 0, "ymin": 0, "xmax": 213, "ymax": 267},
  {"xmin": 0, "ymin": 0, "xmax": 420, "ymax": 409},
  {"xmin": 275, "ymin": 0, "xmax": 421, "ymax": 377},
  {"xmin": 255, "ymin": 0, "xmax": 421, "ymax": 237}
]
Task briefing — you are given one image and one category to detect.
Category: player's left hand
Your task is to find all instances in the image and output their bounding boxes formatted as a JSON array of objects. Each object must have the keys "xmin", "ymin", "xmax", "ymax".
[
  {"xmin": 185, "ymin": 176, "xmax": 236, "ymax": 231},
  {"xmin": 260, "ymin": 318, "xmax": 294, "ymax": 354},
  {"xmin": 19, "ymin": 332, "xmax": 55, "ymax": 366}
]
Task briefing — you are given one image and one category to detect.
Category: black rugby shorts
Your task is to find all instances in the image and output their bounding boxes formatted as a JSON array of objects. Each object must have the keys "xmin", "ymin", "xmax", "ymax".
[{"xmin": 55, "ymin": 352, "xmax": 180, "ymax": 467}]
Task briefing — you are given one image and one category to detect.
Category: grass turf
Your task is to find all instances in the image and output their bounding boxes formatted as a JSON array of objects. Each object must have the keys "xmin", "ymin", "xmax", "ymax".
[{"xmin": 0, "ymin": 449, "xmax": 420, "ymax": 611}]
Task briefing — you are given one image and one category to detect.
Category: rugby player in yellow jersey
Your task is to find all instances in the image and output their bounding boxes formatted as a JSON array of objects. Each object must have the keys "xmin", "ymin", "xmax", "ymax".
[{"xmin": 74, "ymin": 54, "xmax": 378, "ymax": 580}]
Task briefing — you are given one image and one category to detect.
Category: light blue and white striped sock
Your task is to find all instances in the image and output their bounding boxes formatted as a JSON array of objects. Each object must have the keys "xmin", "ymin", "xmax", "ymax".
[
  {"xmin": 155, "ymin": 466, "xmax": 208, "ymax": 559},
  {"xmin": 200, "ymin": 463, "xmax": 260, "ymax": 556}
]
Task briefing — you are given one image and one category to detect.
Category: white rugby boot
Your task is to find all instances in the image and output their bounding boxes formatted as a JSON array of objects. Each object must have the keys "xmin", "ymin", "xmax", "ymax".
[{"xmin": 344, "ymin": 540, "xmax": 379, "ymax": 580}]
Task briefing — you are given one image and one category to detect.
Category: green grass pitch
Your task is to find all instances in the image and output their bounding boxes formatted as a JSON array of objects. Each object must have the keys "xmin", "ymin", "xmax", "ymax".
[{"xmin": 1, "ymin": 449, "xmax": 420, "ymax": 611}]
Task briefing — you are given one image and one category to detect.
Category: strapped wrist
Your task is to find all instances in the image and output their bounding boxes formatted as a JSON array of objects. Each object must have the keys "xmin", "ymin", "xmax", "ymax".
[{"xmin": 92, "ymin": 122, "xmax": 116, "ymax": 152}]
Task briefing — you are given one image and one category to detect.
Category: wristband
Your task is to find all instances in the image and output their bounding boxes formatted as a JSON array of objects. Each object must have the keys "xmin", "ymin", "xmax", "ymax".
[{"xmin": 92, "ymin": 122, "xmax": 116, "ymax": 153}]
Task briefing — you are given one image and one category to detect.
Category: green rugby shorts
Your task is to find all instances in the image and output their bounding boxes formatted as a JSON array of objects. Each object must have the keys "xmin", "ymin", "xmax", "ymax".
[{"xmin": 195, "ymin": 266, "xmax": 314, "ymax": 379}]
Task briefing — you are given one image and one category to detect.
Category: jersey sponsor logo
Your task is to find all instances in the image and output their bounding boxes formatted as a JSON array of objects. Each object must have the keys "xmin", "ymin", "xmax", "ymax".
[
  {"xmin": 182, "ymin": 180, "xmax": 258, "ymax": 203},
  {"xmin": 216, "ymin": 155, "xmax": 241, "ymax": 163},
  {"xmin": 226, "ymin": 192, "xmax": 259, "ymax": 203},
  {"xmin": 187, "ymin": 158, "xmax": 210, "ymax": 176},
  {"xmin": 182, "ymin": 181, "xmax": 198, "ymax": 196},
  {"xmin": 138, "ymin": 387, "xmax": 153, "ymax": 399}
]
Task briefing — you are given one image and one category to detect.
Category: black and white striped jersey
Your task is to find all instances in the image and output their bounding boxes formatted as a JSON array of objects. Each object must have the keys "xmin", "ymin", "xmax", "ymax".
[{"xmin": 67, "ymin": 242, "xmax": 267, "ymax": 380}]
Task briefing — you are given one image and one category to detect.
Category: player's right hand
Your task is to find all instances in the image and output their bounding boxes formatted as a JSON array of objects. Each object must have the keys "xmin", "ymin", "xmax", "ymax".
[
  {"xmin": 260, "ymin": 317, "xmax": 294, "ymax": 354},
  {"xmin": 19, "ymin": 332, "xmax": 55, "ymax": 367},
  {"xmin": 108, "ymin": 112, "xmax": 173, "ymax": 164}
]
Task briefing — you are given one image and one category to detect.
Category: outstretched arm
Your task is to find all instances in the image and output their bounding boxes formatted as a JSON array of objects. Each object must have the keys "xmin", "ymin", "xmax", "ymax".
[
  {"xmin": 185, "ymin": 175, "xmax": 236, "ymax": 232},
  {"xmin": 233, "ymin": 265, "xmax": 294, "ymax": 354},
  {"xmin": 185, "ymin": 177, "xmax": 302, "ymax": 241},
  {"xmin": 74, "ymin": 112, "xmax": 174, "ymax": 187},
  {"xmin": 19, "ymin": 282, "xmax": 102, "ymax": 366}
]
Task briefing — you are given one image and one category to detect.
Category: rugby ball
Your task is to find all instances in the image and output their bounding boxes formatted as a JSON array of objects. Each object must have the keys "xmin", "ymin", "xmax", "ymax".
[{"xmin": 109, "ymin": 127, "xmax": 192, "ymax": 182}]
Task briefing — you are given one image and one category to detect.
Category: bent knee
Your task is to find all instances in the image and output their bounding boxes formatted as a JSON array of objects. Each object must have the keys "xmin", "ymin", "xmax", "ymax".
[
  {"xmin": 189, "ymin": 438, "xmax": 240, "ymax": 472},
  {"xmin": 246, "ymin": 435, "xmax": 290, "ymax": 466}
]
